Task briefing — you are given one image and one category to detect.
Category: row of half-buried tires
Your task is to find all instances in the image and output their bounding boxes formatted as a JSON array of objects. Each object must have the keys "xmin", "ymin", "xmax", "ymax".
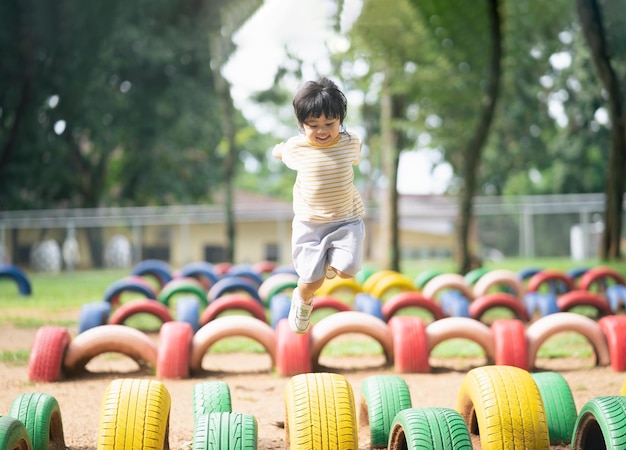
[
  {"xmin": 27, "ymin": 310, "xmax": 626, "ymax": 383},
  {"xmin": 6, "ymin": 366, "xmax": 626, "ymax": 449}
]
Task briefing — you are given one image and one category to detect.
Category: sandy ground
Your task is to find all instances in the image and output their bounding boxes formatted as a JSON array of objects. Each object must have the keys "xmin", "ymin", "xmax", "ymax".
[{"xmin": 1, "ymin": 320, "xmax": 625, "ymax": 449}]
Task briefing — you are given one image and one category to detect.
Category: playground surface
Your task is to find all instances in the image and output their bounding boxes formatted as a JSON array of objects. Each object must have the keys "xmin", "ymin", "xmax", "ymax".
[{"xmin": 0, "ymin": 319, "xmax": 624, "ymax": 450}]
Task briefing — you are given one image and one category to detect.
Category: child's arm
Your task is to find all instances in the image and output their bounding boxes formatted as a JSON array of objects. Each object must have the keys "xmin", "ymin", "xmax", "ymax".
[{"xmin": 272, "ymin": 142, "xmax": 285, "ymax": 160}]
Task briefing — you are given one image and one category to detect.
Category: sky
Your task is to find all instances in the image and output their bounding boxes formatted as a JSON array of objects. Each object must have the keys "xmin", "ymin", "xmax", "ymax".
[{"xmin": 224, "ymin": 0, "xmax": 452, "ymax": 195}]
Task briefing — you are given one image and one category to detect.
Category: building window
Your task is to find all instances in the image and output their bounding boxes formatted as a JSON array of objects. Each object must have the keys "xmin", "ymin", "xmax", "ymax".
[
  {"xmin": 204, "ymin": 245, "xmax": 225, "ymax": 263},
  {"xmin": 265, "ymin": 243, "xmax": 279, "ymax": 262}
]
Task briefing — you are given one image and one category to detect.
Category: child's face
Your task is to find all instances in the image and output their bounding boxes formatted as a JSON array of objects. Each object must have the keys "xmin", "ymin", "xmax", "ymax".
[{"xmin": 302, "ymin": 114, "xmax": 341, "ymax": 147}]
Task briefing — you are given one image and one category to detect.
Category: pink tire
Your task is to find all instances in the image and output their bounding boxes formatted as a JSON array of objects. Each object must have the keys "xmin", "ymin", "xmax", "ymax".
[
  {"xmin": 107, "ymin": 299, "xmax": 173, "ymax": 325},
  {"xmin": 382, "ymin": 292, "xmax": 445, "ymax": 322},
  {"xmin": 312, "ymin": 295, "xmax": 352, "ymax": 313},
  {"xmin": 597, "ymin": 316, "xmax": 626, "ymax": 371},
  {"xmin": 199, "ymin": 294, "xmax": 267, "ymax": 326},
  {"xmin": 63, "ymin": 324, "xmax": 158, "ymax": 374},
  {"xmin": 389, "ymin": 316, "xmax": 430, "ymax": 373},
  {"xmin": 578, "ymin": 266, "xmax": 626, "ymax": 292},
  {"xmin": 28, "ymin": 326, "xmax": 72, "ymax": 382},
  {"xmin": 472, "ymin": 269, "xmax": 525, "ymax": 300},
  {"xmin": 422, "ymin": 273, "xmax": 474, "ymax": 302},
  {"xmin": 190, "ymin": 316, "xmax": 276, "ymax": 373},
  {"xmin": 556, "ymin": 290, "xmax": 612, "ymax": 317},
  {"xmin": 274, "ymin": 319, "xmax": 312, "ymax": 376},
  {"xmin": 310, "ymin": 311, "xmax": 393, "ymax": 369},
  {"xmin": 526, "ymin": 269, "xmax": 575, "ymax": 294},
  {"xmin": 257, "ymin": 272, "xmax": 299, "ymax": 304},
  {"xmin": 425, "ymin": 317, "xmax": 495, "ymax": 362},
  {"xmin": 526, "ymin": 312, "xmax": 610, "ymax": 370},
  {"xmin": 157, "ymin": 321, "xmax": 192, "ymax": 379},
  {"xmin": 469, "ymin": 292, "xmax": 530, "ymax": 322},
  {"xmin": 491, "ymin": 319, "xmax": 528, "ymax": 370}
]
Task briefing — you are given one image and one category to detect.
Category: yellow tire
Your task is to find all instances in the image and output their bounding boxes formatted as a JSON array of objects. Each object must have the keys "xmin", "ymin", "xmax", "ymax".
[
  {"xmin": 315, "ymin": 277, "xmax": 362, "ymax": 300},
  {"xmin": 362, "ymin": 270, "xmax": 398, "ymax": 294},
  {"xmin": 284, "ymin": 372, "xmax": 357, "ymax": 449},
  {"xmin": 97, "ymin": 378, "xmax": 171, "ymax": 450},
  {"xmin": 369, "ymin": 272, "xmax": 417, "ymax": 301},
  {"xmin": 456, "ymin": 365, "xmax": 550, "ymax": 450}
]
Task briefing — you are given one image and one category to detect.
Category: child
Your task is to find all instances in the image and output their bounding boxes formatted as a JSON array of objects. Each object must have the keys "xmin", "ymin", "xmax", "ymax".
[{"xmin": 272, "ymin": 77, "xmax": 366, "ymax": 334}]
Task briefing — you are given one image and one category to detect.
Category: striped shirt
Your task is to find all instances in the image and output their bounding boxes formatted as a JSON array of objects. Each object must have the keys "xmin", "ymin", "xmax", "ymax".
[{"xmin": 281, "ymin": 132, "xmax": 365, "ymax": 223}]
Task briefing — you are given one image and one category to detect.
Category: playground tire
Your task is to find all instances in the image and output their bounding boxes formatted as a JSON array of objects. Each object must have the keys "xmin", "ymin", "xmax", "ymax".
[
  {"xmin": 200, "ymin": 294, "xmax": 267, "ymax": 325},
  {"xmin": 388, "ymin": 316, "xmax": 429, "ymax": 373},
  {"xmin": 526, "ymin": 269, "xmax": 574, "ymax": 295},
  {"xmin": 190, "ymin": 316, "xmax": 276, "ymax": 373},
  {"xmin": 369, "ymin": 272, "xmax": 416, "ymax": 300},
  {"xmin": 422, "ymin": 273, "xmax": 474, "ymax": 302},
  {"xmin": 284, "ymin": 372, "xmax": 357, "ymax": 450},
  {"xmin": 0, "ymin": 264, "xmax": 32, "ymax": 296},
  {"xmin": 387, "ymin": 407, "xmax": 472, "ymax": 450},
  {"xmin": 425, "ymin": 317, "xmax": 495, "ymax": 362},
  {"xmin": 275, "ymin": 319, "xmax": 312, "ymax": 376},
  {"xmin": 9, "ymin": 392, "xmax": 65, "ymax": 450},
  {"xmin": 472, "ymin": 269, "xmax": 525, "ymax": 299},
  {"xmin": 225, "ymin": 264, "xmax": 264, "ymax": 287},
  {"xmin": 257, "ymin": 272, "xmax": 298, "ymax": 305},
  {"xmin": 193, "ymin": 412, "xmax": 257, "ymax": 450},
  {"xmin": 63, "ymin": 324, "xmax": 158, "ymax": 373},
  {"xmin": 97, "ymin": 378, "xmax": 171, "ymax": 450},
  {"xmin": 491, "ymin": 319, "xmax": 528, "ymax": 370},
  {"xmin": 531, "ymin": 371, "xmax": 577, "ymax": 445},
  {"xmin": 192, "ymin": 381, "xmax": 232, "ymax": 419},
  {"xmin": 354, "ymin": 293, "xmax": 384, "ymax": 319},
  {"xmin": 597, "ymin": 315, "xmax": 626, "ymax": 371},
  {"xmin": 469, "ymin": 292, "xmax": 530, "ymax": 322},
  {"xmin": 156, "ymin": 321, "xmax": 192, "ymax": 379},
  {"xmin": 464, "ymin": 267, "xmax": 490, "ymax": 286},
  {"xmin": 310, "ymin": 311, "xmax": 393, "ymax": 369},
  {"xmin": 524, "ymin": 292, "xmax": 560, "ymax": 318},
  {"xmin": 0, "ymin": 416, "xmax": 32, "ymax": 450},
  {"xmin": 526, "ymin": 312, "xmax": 610, "ymax": 370},
  {"xmin": 440, "ymin": 292, "xmax": 471, "ymax": 318},
  {"xmin": 108, "ymin": 299, "xmax": 173, "ymax": 326},
  {"xmin": 571, "ymin": 396, "xmax": 626, "ymax": 450},
  {"xmin": 362, "ymin": 270, "xmax": 398, "ymax": 294},
  {"xmin": 28, "ymin": 326, "xmax": 71, "ymax": 382},
  {"xmin": 556, "ymin": 289, "xmax": 612, "ymax": 317},
  {"xmin": 131, "ymin": 259, "xmax": 172, "ymax": 288},
  {"xmin": 359, "ymin": 375, "xmax": 412, "ymax": 448},
  {"xmin": 158, "ymin": 277, "xmax": 208, "ymax": 308},
  {"xmin": 207, "ymin": 276, "xmax": 261, "ymax": 303},
  {"xmin": 78, "ymin": 301, "xmax": 111, "ymax": 333},
  {"xmin": 314, "ymin": 277, "xmax": 362, "ymax": 299},
  {"xmin": 312, "ymin": 295, "xmax": 352, "ymax": 313},
  {"xmin": 578, "ymin": 265, "xmax": 626, "ymax": 292},
  {"xmin": 413, "ymin": 269, "xmax": 444, "ymax": 290},
  {"xmin": 269, "ymin": 294, "xmax": 291, "ymax": 328},
  {"xmin": 102, "ymin": 276, "xmax": 156, "ymax": 306},
  {"xmin": 457, "ymin": 365, "xmax": 550, "ymax": 449},
  {"xmin": 381, "ymin": 292, "xmax": 444, "ymax": 322},
  {"xmin": 178, "ymin": 261, "xmax": 218, "ymax": 290},
  {"xmin": 175, "ymin": 296, "xmax": 200, "ymax": 332},
  {"xmin": 606, "ymin": 285, "xmax": 626, "ymax": 312}
]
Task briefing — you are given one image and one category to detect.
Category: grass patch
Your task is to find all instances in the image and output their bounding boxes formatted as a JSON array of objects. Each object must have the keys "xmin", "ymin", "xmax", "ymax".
[{"xmin": 0, "ymin": 350, "xmax": 30, "ymax": 366}]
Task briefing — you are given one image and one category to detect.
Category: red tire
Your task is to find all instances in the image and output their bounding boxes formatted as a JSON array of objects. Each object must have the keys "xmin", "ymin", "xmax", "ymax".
[
  {"xmin": 200, "ymin": 294, "xmax": 267, "ymax": 326},
  {"xmin": 63, "ymin": 324, "xmax": 158, "ymax": 374},
  {"xmin": 556, "ymin": 290, "xmax": 612, "ymax": 317},
  {"xmin": 491, "ymin": 319, "xmax": 528, "ymax": 370},
  {"xmin": 578, "ymin": 266, "xmax": 626, "ymax": 292},
  {"xmin": 526, "ymin": 269, "xmax": 575, "ymax": 294},
  {"xmin": 469, "ymin": 292, "xmax": 530, "ymax": 322},
  {"xmin": 274, "ymin": 319, "xmax": 312, "ymax": 376},
  {"xmin": 107, "ymin": 299, "xmax": 173, "ymax": 325},
  {"xmin": 389, "ymin": 316, "xmax": 430, "ymax": 373},
  {"xmin": 597, "ymin": 315, "xmax": 626, "ymax": 371},
  {"xmin": 28, "ymin": 326, "xmax": 71, "ymax": 382},
  {"xmin": 157, "ymin": 321, "xmax": 193, "ymax": 379},
  {"xmin": 312, "ymin": 295, "xmax": 352, "ymax": 313},
  {"xmin": 382, "ymin": 292, "xmax": 445, "ymax": 322}
]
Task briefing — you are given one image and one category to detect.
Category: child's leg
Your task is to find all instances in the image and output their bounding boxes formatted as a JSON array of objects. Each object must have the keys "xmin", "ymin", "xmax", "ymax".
[{"xmin": 297, "ymin": 277, "xmax": 325, "ymax": 304}]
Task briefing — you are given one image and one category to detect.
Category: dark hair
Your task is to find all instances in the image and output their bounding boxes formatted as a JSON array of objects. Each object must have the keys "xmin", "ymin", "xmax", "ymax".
[{"xmin": 292, "ymin": 78, "xmax": 347, "ymax": 127}]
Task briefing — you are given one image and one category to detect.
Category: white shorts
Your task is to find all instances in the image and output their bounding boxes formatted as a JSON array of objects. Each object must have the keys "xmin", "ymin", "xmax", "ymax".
[{"xmin": 291, "ymin": 218, "xmax": 365, "ymax": 283}]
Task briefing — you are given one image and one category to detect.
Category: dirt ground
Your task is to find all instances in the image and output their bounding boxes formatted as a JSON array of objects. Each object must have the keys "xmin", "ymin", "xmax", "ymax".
[{"xmin": 1, "ymin": 314, "xmax": 625, "ymax": 450}]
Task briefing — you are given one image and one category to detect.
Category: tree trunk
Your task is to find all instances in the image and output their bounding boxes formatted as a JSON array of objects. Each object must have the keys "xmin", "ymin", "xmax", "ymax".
[
  {"xmin": 456, "ymin": 0, "xmax": 503, "ymax": 274},
  {"xmin": 576, "ymin": 0, "xmax": 625, "ymax": 260}
]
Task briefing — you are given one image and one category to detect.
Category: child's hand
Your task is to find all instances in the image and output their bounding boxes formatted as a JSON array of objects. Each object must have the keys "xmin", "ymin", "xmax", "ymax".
[{"xmin": 272, "ymin": 142, "xmax": 285, "ymax": 159}]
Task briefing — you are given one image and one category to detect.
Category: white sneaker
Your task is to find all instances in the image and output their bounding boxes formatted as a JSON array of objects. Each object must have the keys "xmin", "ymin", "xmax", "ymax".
[{"xmin": 289, "ymin": 294, "xmax": 313, "ymax": 334}]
